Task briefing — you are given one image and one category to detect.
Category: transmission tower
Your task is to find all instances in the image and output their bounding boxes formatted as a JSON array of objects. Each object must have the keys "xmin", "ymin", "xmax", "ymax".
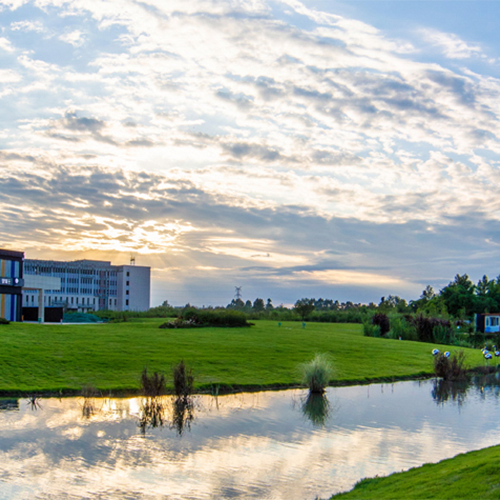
[{"xmin": 234, "ymin": 286, "xmax": 242, "ymax": 301}]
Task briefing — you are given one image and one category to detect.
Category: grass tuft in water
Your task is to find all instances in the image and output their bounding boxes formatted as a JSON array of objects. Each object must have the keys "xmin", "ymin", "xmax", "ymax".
[{"xmin": 300, "ymin": 353, "xmax": 334, "ymax": 394}]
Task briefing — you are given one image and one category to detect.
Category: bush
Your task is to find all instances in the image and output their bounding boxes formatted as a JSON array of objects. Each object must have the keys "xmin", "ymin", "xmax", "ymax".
[
  {"xmin": 300, "ymin": 354, "xmax": 334, "ymax": 394},
  {"xmin": 412, "ymin": 315, "xmax": 453, "ymax": 344},
  {"xmin": 159, "ymin": 308, "xmax": 251, "ymax": 329},
  {"xmin": 434, "ymin": 351, "xmax": 467, "ymax": 381},
  {"xmin": 387, "ymin": 316, "xmax": 417, "ymax": 341},
  {"xmin": 371, "ymin": 313, "xmax": 390, "ymax": 336},
  {"xmin": 363, "ymin": 321, "xmax": 381, "ymax": 337},
  {"xmin": 0, "ymin": 317, "xmax": 10, "ymax": 325}
]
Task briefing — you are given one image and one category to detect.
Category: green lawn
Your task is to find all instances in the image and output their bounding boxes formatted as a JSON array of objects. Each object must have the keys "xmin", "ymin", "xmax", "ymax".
[
  {"xmin": 331, "ymin": 444, "xmax": 500, "ymax": 500},
  {"xmin": 0, "ymin": 320, "xmax": 485, "ymax": 394}
]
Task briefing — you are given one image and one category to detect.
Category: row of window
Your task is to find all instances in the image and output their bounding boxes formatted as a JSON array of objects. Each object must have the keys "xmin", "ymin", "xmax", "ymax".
[
  {"xmin": 22, "ymin": 295, "xmax": 121, "ymax": 307},
  {"xmin": 24, "ymin": 265, "xmax": 119, "ymax": 277}
]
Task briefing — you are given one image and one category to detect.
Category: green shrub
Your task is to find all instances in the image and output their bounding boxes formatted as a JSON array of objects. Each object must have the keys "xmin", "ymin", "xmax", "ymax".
[
  {"xmin": 388, "ymin": 316, "xmax": 417, "ymax": 341},
  {"xmin": 300, "ymin": 353, "xmax": 334, "ymax": 394},
  {"xmin": 363, "ymin": 321, "xmax": 381, "ymax": 337},
  {"xmin": 0, "ymin": 317, "xmax": 10, "ymax": 325}
]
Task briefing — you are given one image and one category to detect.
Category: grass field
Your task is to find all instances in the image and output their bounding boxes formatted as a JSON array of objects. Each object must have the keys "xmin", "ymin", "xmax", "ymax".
[
  {"xmin": 331, "ymin": 444, "xmax": 500, "ymax": 499},
  {"xmin": 0, "ymin": 320, "xmax": 486, "ymax": 394}
]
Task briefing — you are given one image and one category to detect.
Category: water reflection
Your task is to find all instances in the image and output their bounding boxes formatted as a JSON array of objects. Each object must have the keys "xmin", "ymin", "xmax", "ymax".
[
  {"xmin": 25, "ymin": 394, "xmax": 42, "ymax": 411},
  {"xmin": 139, "ymin": 396, "xmax": 167, "ymax": 433},
  {"xmin": 0, "ymin": 399, "xmax": 19, "ymax": 412},
  {"xmin": 431, "ymin": 371, "xmax": 500, "ymax": 405},
  {"xmin": 137, "ymin": 395, "xmax": 196, "ymax": 435},
  {"xmin": 171, "ymin": 396, "xmax": 195, "ymax": 436},
  {"xmin": 432, "ymin": 379, "xmax": 468, "ymax": 405},
  {"xmin": 2, "ymin": 381, "xmax": 500, "ymax": 500},
  {"xmin": 301, "ymin": 392, "xmax": 331, "ymax": 426}
]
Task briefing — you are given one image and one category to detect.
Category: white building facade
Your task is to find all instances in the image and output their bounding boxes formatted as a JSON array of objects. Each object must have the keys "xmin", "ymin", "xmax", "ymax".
[{"xmin": 22, "ymin": 259, "xmax": 150, "ymax": 312}]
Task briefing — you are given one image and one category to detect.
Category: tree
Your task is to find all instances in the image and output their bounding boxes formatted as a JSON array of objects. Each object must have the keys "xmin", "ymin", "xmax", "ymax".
[
  {"xmin": 253, "ymin": 298, "xmax": 265, "ymax": 312},
  {"xmin": 294, "ymin": 298, "xmax": 315, "ymax": 320},
  {"xmin": 266, "ymin": 298, "xmax": 274, "ymax": 310}
]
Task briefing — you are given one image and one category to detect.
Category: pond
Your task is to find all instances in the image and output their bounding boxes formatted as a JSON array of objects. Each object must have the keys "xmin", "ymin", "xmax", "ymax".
[{"xmin": 1, "ymin": 376, "xmax": 500, "ymax": 500}]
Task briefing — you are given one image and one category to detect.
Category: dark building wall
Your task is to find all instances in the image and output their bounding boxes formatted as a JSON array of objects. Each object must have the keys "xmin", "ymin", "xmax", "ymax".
[
  {"xmin": 0, "ymin": 249, "xmax": 24, "ymax": 322},
  {"xmin": 22, "ymin": 307, "xmax": 63, "ymax": 323}
]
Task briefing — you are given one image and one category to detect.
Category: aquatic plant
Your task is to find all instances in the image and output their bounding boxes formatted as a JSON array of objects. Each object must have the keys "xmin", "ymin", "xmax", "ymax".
[
  {"xmin": 140, "ymin": 368, "xmax": 165, "ymax": 396},
  {"xmin": 300, "ymin": 353, "xmax": 334, "ymax": 394}
]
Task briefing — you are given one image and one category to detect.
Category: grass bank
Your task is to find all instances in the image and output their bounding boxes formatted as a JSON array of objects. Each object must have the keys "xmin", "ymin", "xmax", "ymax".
[
  {"xmin": 331, "ymin": 444, "xmax": 500, "ymax": 499},
  {"xmin": 0, "ymin": 320, "xmax": 486, "ymax": 394}
]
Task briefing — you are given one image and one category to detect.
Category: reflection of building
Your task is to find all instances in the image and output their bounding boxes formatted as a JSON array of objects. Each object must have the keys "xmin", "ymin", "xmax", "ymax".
[
  {"xmin": 0, "ymin": 249, "xmax": 24, "ymax": 322},
  {"xmin": 22, "ymin": 259, "xmax": 150, "ymax": 313}
]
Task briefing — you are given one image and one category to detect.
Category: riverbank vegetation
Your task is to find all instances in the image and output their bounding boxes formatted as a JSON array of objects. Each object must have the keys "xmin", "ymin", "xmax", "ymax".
[
  {"xmin": 0, "ymin": 320, "xmax": 486, "ymax": 395},
  {"xmin": 330, "ymin": 444, "xmax": 500, "ymax": 499}
]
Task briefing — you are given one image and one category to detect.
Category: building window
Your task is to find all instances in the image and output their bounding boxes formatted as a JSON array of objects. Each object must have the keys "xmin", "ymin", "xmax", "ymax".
[
  {"xmin": 126, "ymin": 281, "xmax": 129, "ymax": 286},
  {"xmin": 93, "ymin": 298, "xmax": 95, "ymax": 304},
  {"xmin": 126, "ymin": 290, "xmax": 129, "ymax": 295},
  {"xmin": 114, "ymin": 299, "xmax": 117, "ymax": 305},
  {"xmin": 126, "ymin": 272, "xmax": 130, "ymax": 277},
  {"xmin": 126, "ymin": 299, "xmax": 129, "ymax": 306}
]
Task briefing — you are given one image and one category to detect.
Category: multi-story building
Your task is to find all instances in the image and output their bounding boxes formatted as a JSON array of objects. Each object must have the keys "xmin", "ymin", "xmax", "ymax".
[
  {"xmin": 22, "ymin": 259, "xmax": 150, "ymax": 312},
  {"xmin": 0, "ymin": 249, "xmax": 24, "ymax": 322}
]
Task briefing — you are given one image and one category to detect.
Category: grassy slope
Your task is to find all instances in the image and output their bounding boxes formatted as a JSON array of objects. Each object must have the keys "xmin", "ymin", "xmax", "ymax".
[
  {"xmin": 0, "ymin": 320, "xmax": 485, "ymax": 393},
  {"xmin": 331, "ymin": 444, "xmax": 500, "ymax": 500}
]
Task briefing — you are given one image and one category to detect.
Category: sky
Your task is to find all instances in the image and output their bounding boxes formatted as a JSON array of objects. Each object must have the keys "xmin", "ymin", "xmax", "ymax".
[{"xmin": 1, "ymin": 0, "xmax": 500, "ymax": 307}]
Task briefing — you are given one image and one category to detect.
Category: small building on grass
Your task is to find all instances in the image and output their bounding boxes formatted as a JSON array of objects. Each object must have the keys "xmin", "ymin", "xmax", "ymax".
[{"xmin": 475, "ymin": 313, "xmax": 500, "ymax": 334}]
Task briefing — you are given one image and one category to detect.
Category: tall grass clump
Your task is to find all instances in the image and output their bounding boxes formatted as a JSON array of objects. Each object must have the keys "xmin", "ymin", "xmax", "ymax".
[
  {"xmin": 140, "ymin": 368, "xmax": 165, "ymax": 396},
  {"xmin": 434, "ymin": 351, "xmax": 468, "ymax": 381},
  {"xmin": 363, "ymin": 321, "xmax": 381, "ymax": 337},
  {"xmin": 300, "ymin": 353, "xmax": 334, "ymax": 394},
  {"xmin": 387, "ymin": 316, "xmax": 418, "ymax": 341},
  {"xmin": 173, "ymin": 360, "xmax": 194, "ymax": 397}
]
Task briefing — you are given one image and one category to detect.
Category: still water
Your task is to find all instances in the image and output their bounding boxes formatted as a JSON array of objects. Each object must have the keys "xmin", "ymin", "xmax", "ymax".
[{"xmin": 1, "ymin": 377, "xmax": 500, "ymax": 500}]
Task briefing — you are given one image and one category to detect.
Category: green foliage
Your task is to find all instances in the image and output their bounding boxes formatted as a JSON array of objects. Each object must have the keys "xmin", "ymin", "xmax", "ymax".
[
  {"xmin": 387, "ymin": 316, "xmax": 417, "ymax": 341},
  {"xmin": 0, "ymin": 317, "xmax": 10, "ymax": 325},
  {"xmin": 294, "ymin": 298, "xmax": 316, "ymax": 320},
  {"xmin": 363, "ymin": 321, "xmax": 381, "ymax": 338},
  {"xmin": 0, "ymin": 320, "xmax": 487, "ymax": 394},
  {"xmin": 300, "ymin": 353, "xmax": 334, "ymax": 393},
  {"xmin": 160, "ymin": 308, "xmax": 251, "ymax": 328}
]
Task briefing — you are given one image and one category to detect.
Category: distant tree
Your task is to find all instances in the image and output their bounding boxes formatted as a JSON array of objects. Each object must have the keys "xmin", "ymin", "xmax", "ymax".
[
  {"xmin": 266, "ymin": 298, "xmax": 274, "ymax": 311},
  {"xmin": 294, "ymin": 298, "xmax": 315, "ymax": 320},
  {"xmin": 227, "ymin": 298, "xmax": 245, "ymax": 310},
  {"xmin": 253, "ymin": 298, "xmax": 265, "ymax": 312},
  {"xmin": 162, "ymin": 299, "xmax": 170, "ymax": 307},
  {"xmin": 245, "ymin": 300, "xmax": 252, "ymax": 309}
]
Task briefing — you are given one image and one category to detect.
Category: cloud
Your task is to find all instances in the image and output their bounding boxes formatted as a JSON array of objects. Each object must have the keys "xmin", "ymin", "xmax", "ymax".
[
  {"xmin": 420, "ymin": 28, "xmax": 483, "ymax": 59},
  {"xmin": 1, "ymin": 0, "xmax": 500, "ymax": 305}
]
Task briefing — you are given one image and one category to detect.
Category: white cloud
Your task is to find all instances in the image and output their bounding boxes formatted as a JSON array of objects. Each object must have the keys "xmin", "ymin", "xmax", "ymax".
[{"xmin": 420, "ymin": 28, "xmax": 483, "ymax": 59}]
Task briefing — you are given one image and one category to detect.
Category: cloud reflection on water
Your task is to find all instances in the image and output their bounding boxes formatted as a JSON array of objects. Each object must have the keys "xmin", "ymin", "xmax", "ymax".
[{"xmin": 0, "ymin": 380, "xmax": 500, "ymax": 499}]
